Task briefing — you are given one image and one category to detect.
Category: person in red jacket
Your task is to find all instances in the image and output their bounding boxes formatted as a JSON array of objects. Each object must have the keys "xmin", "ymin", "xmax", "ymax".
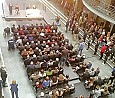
[{"xmin": 100, "ymin": 44, "xmax": 107, "ymax": 59}]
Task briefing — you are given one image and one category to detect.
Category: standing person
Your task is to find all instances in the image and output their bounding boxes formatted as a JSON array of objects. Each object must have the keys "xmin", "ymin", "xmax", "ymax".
[
  {"xmin": 65, "ymin": 19, "xmax": 69, "ymax": 32},
  {"xmin": 87, "ymin": 37, "xmax": 91, "ymax": 50},
  {"xmin": 69, "ymin": 15, "xmax": 74, "ymax": 31},
  {"xmin": 33, "ymin": 5, "xmax": 37, "ymax": 9},
  {"xmin": 71, "ymin": 21, "xmax": 76, "ymax": 34},
  {"xmin": 78, "ymin": 41, "xmax": 85, "ymax": 56},
  {"xmin": 94, "ymin": 41, "xmax": 99, "ymax": 55},
  {"xmin": 4, "ymin": 26, "xmax": 10, "ymax": 38},
  {"xmin": 0, "ymin": 80, "xmax": 3, "ymax": 98},
  {"xmin": 100, "ymin": 44, "xmax": 107, "ymax": 59},
  {"xmin": 55, "ymin": 16, "xmax": 60, "ymax": 26},
  {"xmin": 110, "ymin": 45, "xmax": 115, "ymax": 60},
  {"xmin": 73, "ymin": 26, "xmax": 79, "ymax": 42},
  {"xmin": 9, "ymin": 3, "xmax": 13, "ymax": 15},
  {"xmin": 60, "ymin": 47, "xmax": 69, "ymax": 66},
  {"xmin": 103, "ymin": 47, "xmax": 111, "ymax": 64},
  {"xmin": 11, "ymin": 24, "xmax": 16, "ymax": 33},
  {"xmin": 1, "ymin": 67, "xmax": 7, "ymax": 87},
  {"xmin": 10, "ymin": 80, "xmax": 19, "ymax": 98},
  {"xmin": 83, "ymin": 29, "xmax": 87, "ymax": 42},
  {"xmin": 8, "ymin": 37, "xmax": 15, "ymax": 51},
  {"xmin": 15, "ymin": 4, "xmax": 19, "ymax": 15}
]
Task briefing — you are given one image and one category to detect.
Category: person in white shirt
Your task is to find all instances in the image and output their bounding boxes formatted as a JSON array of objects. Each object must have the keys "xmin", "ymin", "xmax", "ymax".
[
  {"xmin": 90, "ymin": 68, "xmax": 95, "ymax": 77},
  {"xmin": 39, "ymin": 69, "xmax": 46, "ymax": 78}
]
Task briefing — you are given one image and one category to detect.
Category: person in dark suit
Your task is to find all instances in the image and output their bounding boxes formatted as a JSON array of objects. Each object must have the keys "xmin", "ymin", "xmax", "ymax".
[
  {"xmin": 94, "ymin": 41, "xmax": 99, "ymax": 55},
  {"xmin": 10, "ymin": 80, "xmax": 19, "ymax": 98},
  {"xmin": 1, "ymin": 67, "xmax": 7, "ymax": 87},
  {"xmin": 4, "ymin": 26, "xmax": 10, "ymax": 37},
  {"xmin": 65, "ymin": 19, "xmax": 69, "ymax": 32}
]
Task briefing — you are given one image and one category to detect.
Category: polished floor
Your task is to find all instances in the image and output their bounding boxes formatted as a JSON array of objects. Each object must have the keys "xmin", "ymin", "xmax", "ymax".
[{"xmin": 0, "ymin": 0, "xmax": 114, "ymax": 98}]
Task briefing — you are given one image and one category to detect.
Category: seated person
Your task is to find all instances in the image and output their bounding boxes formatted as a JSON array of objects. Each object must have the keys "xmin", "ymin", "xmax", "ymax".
[
  {"xmin": 86, "ymin": 61, "xmax": 92, "ymax": 69},
  {"xmin": 29, "ymin": 71, "xmax": 39, "ymax": 82},
  {"xmin": 24, "ymin": 55, "xmax": 31, "ymax": 67},
  {"xmin": 53, "ymin": 58, "xmax": 59, "ymax": 67},
  {"xmin": 21, "ymin": 49, "xmax": 29, "ymax": 59},
  {"xmin": 42, "ymin": 76, "xmax": 50, "ymax": 88},
  {"xmin": 50, "ymin": 75, "xmax": 58, "ymax": 87},
  {"xmin": 103, "ymin": 76, "xmax": 109, "ymax": 84},
  {"xmin": 64, "ymin": 75, "xmax": 70, "ymax": 83},
  {"xmin": 101, "ymin": 86, "xmax": 110, "ymax": 96},
  {"xmin": 28, "ymin": 48, "xmax": 34, "ymax": 57},
  {"xmin": 58, "ymin": 67, "xmax": 64, "ymax": 74},
  {"xmin": 74, "ymin": 63, "xmax": 86, "ymax": 74},
  {"xmin": 41, "ymin": 60, "xmax": 48, "ymax": 69},
  {"xmin": 51, "ymin": 90, "xmax": 57, "ymax": 98},
  {"xmin": 108, "ymin": 84, "xmax": 114, "ymax": 94},
  {"xmin": 93, "ymin": 76, "xmax": 104, "ymax": 89},
  {"xmin": 82, "ymin": 69, "xmax": 90, "ymax": 81},
  {"xmin": 68, "ymin": 56, "xmax": 76, "ymax": 63},
  {"xmin": 85, "ymin": 77, "xmax": 94, "ymax": 89},
  {"xmin": 56, "ymin": 88, "xmax": 64, "ymax": 98},
  {"xmin": 46, "ymin": 68, "xmax": 53, "ymax": 77},
  {"xmin": 35, "ymin": 61, "xmax": 41, "ymax": 70},
  {"xmin": 69, "ymin": 55, "xmax": 80, "ymax": 65},
  {"xmin": 93, "ymin": 87, "xmax": 101, "ymax": 97},
  {"xmin": 69, "ymin": 84, "xmax": 75, "ymax": 94},
  {"xmin": 87, "ymin": 93, "xmax": 94, "ymax": 98},
  {"xmin": 52, "ymin": 67, "xmax": 59, "ymax": 76},
  {"xmin": 58, "ymin": 74, "xmax": 65, "ymax": 83},
  {"xmin": 89, "ymin": 68, "xmax": 95, "ymax": 77},
  {"xmin": 27, "ymin": 61, "xmax": 35, "ymax": 76},
  {"xmin": 35, "ymin": 79, "xmax": 43, "ymax": 91},
  {"xmin": 39, "ymin": 69, "xmax": 46, "ymax": 78},
  {"xmin": 48, "ymin": 59, "xmax": 54, "ymax": 67},
  {"xmin": 63, "ymin": 85, "xmax": 70, "ymax": 95}
]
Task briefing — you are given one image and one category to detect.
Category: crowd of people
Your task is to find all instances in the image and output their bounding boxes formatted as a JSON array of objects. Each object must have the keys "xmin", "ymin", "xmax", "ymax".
[
  {"xmin": 54, "ymin": 0, "xmax": 115, "ymax": 65},
  {"xmin": 71, "ymin": 55, "xmax": 115, "ymax": 98},
  {"xmin": 51, "ymin": 1, "xmax": 115, "ymax": 98},
  {"xmin": 64, "ymin": 8, "xmax": 115, "ymax": 65},
  {"xmin": 7, "ymin": 23, "xmax": 79, "ymax": 97},
  {"xmin": 3, "ymin": 1, "xmax": 115, "ymax": 98},
  {"xmin": 6, "ymin": 20, "xmax": 115, "ymax": 98}
]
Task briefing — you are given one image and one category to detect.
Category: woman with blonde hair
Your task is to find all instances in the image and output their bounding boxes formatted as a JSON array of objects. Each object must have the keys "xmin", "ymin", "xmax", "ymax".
[
  {"xmin": 10, "ymin": 80, "xmax": 19, "ymax": 98},
  {"xmin": 52, "ymin": 90, "xmax": 57, "ymax": 98},
  {"xmin": 58, "ymin": 74, "xmax": 65, "ymax": 82}
]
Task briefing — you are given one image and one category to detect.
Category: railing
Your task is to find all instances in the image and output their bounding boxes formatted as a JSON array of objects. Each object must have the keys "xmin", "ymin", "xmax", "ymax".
[
  {"xmin": 41, "ymin": 0, "xmax": 114, "ymax": 68},
  {"xmin": 83, "ymin": 0, "xmax": 115, "ymax": 21}
]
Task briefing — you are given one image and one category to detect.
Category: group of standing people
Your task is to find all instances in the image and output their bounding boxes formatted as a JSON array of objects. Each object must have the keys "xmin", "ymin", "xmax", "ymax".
[
  {"xmin": 0, "ymin": 66, "xmax": 19, "ymax": 98},
  {"xmin": 64, "ymin": 8, "xmax": 115, "ymax": 64},
  {"xmin": 9, "ymin": 3, "xmax": 19, "ymax": 15}
]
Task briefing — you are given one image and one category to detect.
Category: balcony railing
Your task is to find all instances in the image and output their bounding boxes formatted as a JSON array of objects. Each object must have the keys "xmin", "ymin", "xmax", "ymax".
[{"xmin": 82, "ymin": 0, "xmax": 115, "ymax": 22}]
